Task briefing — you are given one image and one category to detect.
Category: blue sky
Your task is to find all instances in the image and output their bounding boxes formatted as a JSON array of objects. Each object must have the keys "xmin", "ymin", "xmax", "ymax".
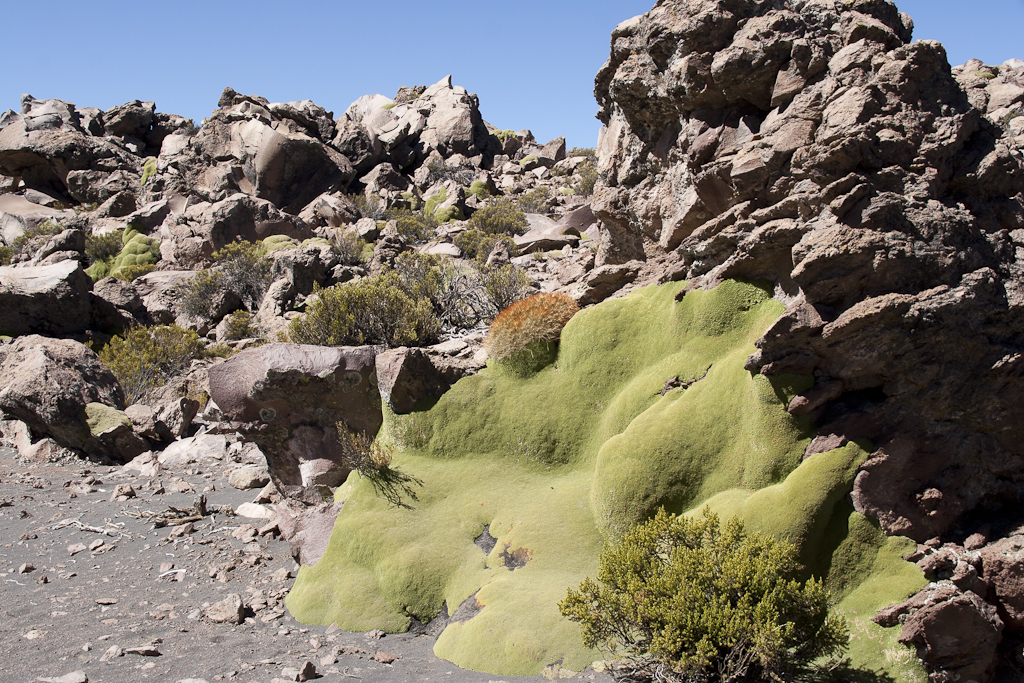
[{"xmin": 2, "ymin": 1, "xmax": 1021, "ymax": 150}]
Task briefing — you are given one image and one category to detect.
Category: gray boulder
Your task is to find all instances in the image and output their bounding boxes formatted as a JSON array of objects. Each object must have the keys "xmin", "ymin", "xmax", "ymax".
[
  {"xmin": 0, "ymin": 335, "xmax": 125, "ymax": 460},
  {"xmin": 0, "ymin": 259, "xmax": 94, "ymax": 335},
  {"xmin": 207, "ymin": 343, "xmax": 384, "ymax": 500}
]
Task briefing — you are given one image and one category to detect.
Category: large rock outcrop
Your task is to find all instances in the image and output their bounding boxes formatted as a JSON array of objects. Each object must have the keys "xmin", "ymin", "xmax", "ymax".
[
  {"xmin": 0, "ymin": 259, "xmax": 94, "ymax": 335},
  {"xmin": 207, "ymin": 343, "xmax": 383, "ymax": 501},
  {"xmin": 593, "ymin": 0, "xmax": 1024, "ymax": 541},
  {"xmin": 0, "ymin": 335, "xmax": 126, "ymax": 460},
  {"xmin": 592, "ymin": 2, "xmax": 1023, "ymax": 679}
]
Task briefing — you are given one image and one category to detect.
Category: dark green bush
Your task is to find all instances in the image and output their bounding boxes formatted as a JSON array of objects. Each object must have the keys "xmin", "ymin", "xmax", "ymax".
[
  {"xmin": 287, "ymin": 271, "xmax": 439, "ymax": 347},
  {"xmin": 572, "ymin": 163, "xmax": 598, "ymax": 197},
  {"xmin": 98, "ymin": 324, "xmax": 207, "ymax": 404},
  {"xmin": 394, "ymin": 252, "xmax": 493, "ymax": 331},
  {"xmin": 331, "ymin": 230, "xmax": 367, "ymax": 265},
  {"xmin": 454, "ymin": 230, "xmax": 518, "ymax": 264},
  {"xmin": 178, "ymin": 240, "xmax": 272, "ymax": 318},
  {"xmin": 483, "ymin": 264, "xmax": 529, "ymax": 313},
  {"xmin": 560, "ymin": 508, "xmax": 849, "ymax": 683},
  {"xmin": 0, "ymin": 245, "xmax": 11, "ymax": 265},
  {"xmin": 466, "ymin": 198, "xmax": 528, "ymax": 236},
  {"xmin": 385, "ymin": 207, "xmax": 439, "ymax": 242},
  {"xmin": 515, "ymin": 186, "xmax": 552, "ymax": 213},
  {"xmin": 223, "ymin": 310, "xmax": 258, "ymax": 341},
  {"xmin": 4, "ymin": 220, "xmax": 62, "ymax": 264},
  {"xmin": 84, "ymin": 229, "xmax": 124, "ymax": 266}
]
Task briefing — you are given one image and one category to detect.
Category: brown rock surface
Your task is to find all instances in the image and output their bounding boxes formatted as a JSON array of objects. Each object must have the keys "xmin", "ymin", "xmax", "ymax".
[{"xmin": 207, "ymin": 343, "xmax": 384, "ymax": 499}]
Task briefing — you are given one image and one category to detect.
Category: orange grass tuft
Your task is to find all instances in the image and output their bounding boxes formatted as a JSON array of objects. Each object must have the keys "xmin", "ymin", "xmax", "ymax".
[{"xmin": 484, "ymin": 293, "xmax": 579, "ymax": 362}]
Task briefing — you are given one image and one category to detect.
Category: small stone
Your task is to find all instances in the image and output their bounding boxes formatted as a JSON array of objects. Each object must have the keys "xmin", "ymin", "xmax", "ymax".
[
  {"xmin": 271, "ymin": 567, "xmax": 292, "ymax": 581},
  {"xmin": 124, "ymin": 645, "xmax": 161, "ymax": 656},
  {"xmin": 235, "ymin": 502, "xmax": 274, "ymax": 519},
  {"xmin": 159, "ymin": 561, "xmax": 175, "ymax": 573},
  {"xmin": 168, "ymin": 522, "xmax": 195, "ymax": 538},
  {"xmin": 95, "ymin": 597, "xmax": 117, "ymax": 605},
  {"xmin": 109, "ymin": 483, "xmax": 136, "ymax": 502},
  {"xmin": 23, "ymin": 629, "xmax": 45, "ymax": 640},
  {"xmin": 373, "ymin": 651, "xmax": 399, "ymax": 664},
  {"xmin": 365, "ymin": 629, "xmax": 385, "ymax": 640},
  {"xmin": 206, "ymin": 593, "xmax": 245, "ymax": 624},
  {"xmin": 67, "ymin": 543, "xmax": 87, "ymax": 555},
  {"xmin": 99, "ymin": 645, "xmax": 122, "ymax": 661},
  {"xmin": 18, "ymin": 562, "xmax": 34, "ymax": 574},
  {"xmin": 228, "ymin": 466, "xmax": 270, "ymax": 491},
  {"xmin": 88, "ymin": 538, "xmax": 104, "ymax": 551},
  {"xmin": 35, "ymin": 671, "xmax": 88, "ymax": 683}
]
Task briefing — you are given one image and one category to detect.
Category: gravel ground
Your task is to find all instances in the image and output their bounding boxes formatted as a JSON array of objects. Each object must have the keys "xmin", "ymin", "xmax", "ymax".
[{"xmin": 0, "ymin": 445, "xmax": 614, "ymax": 683}]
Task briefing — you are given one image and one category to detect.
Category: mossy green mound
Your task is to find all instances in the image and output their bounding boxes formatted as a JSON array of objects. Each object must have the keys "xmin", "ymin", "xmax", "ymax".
[
  {"xmin": 288, "ymin": 280, "xmax": 925, "ymax": 679},
  {"xmin": 91, "ymin": 230, "xmax": 160, "ymax": 281},
  {"xmin": 84, "ymin": 402, "xmax": 130, "ymax": 436},
  {"xmin": 263, "ymin": 234, "xmax": 298, "ymax": 253}
]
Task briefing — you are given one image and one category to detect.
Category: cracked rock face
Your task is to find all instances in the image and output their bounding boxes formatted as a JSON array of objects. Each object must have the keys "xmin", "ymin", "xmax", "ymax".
[{"xmin": 593, "ymin": 0, "xmax": 1024, "ymax": 545}]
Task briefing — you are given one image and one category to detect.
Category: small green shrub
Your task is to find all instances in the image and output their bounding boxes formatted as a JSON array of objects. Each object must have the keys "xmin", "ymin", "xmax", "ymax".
[
  {"xmin": 560, "ymin": 508, "xmax": 849, "ymax": 683},
  {"xmin": 108, "ymin": 230, "xmax": 160, "ymax": 279},
  {"xmin": 98, "ymin": 324, "xmax": 207, "ymax": 405},
  {"xmin": 393, "ymin": 252, "xmax": 494, "ymax": 330},
  {"xmin": 483, "ymin": 264, "xmax": 529, "ymax": 312},
  {"xmin": 224, "ymin": 310, "xmax": 258, "ymax": 341},
  {"xmin": 4, "ymin": 220, "xmax": 62, "ymax": 264},
  {"xmin": 287, "ymin": 271, "xmax": 439, "ymax": 347},
  {"xmin": 493, "ymin": 129, "xmax": 517, "ymax": 145},
  {"xmin": 214, "ymin": 240, "xmax": 273, "ymax": 311},
  {"xmin": 114, "ymin": 263, "xmax": 156, "ymax": 281},
  {"xmin": 434, "ymin": 205, "xmax": 464, "ymax": 223},
  {"xmin": 467, "ymin": 180, "xmax": 490, "ymax": 200},
  {"xmin": 572, "ymin": 163, "xmax": 598, "ymax": 197},
  {"xmin": 515, "ymin": 186, "xmax": 552, "ymax": 213},
  {"xmin": 385, "ymin": 207, "xmax": 438, "ymax": 242},
  {"xmin": 423, "ymin": 187, "xmax": 447, "ymax": 216},
  {"xmin": 567, "ymin": 146, "xmax": 597, "ymax": 162},
  {"xmin": 263, "ymin": 234, "xmax": 299, "ymax": 253},
  {"xmin": 177, "ymin": 269, "xmax": 227, "ymax": 319},
  {"xmin": 331, "ymin": 230, "xmax": 367, "ymax": 266},
  {"xmin": 381, "ymin": 102, "xmax": 397, "ymax": 110},
  {"xmin": 519, "ymin": 154, "xmax": 539, "ymax": 166},
  {"xmin": 453, "ymin": 230, "xmax": 518, "ymax": 264},
  {"xmin": 348, "ymin": 193, "xmax": 388, "ymax": 221},
  {"xmin": 484, "ymin": 292, "xmax": 578, "ymax": 362},
  {"xmin": 466, "ymin": 198, "xmax": 528, "ymax": 236},
  {"xmin": 0, "ymin": 245, "xmax": 11, "ymax": 266},
  {"xmin": 84, "ymin": 229, "xmax": 124, "ymax": 266}
]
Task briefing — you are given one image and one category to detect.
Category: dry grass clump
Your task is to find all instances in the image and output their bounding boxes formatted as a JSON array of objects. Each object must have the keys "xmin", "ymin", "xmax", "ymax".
[{"xmin": 484, "ymin": 293, "xmax": 579, "ymax": 362}]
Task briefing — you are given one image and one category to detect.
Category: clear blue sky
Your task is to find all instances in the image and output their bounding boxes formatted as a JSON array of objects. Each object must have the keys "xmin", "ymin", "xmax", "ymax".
[{"xmin": 2, "ymin": 1, "xmax": 1021, "ymax": 150}]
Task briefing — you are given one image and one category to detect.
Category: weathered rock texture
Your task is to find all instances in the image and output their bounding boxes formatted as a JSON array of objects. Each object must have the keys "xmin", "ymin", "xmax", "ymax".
[
  {"xmin": 207, "ymin": 343, "xmax": 383, "ymax": 500},
  {"xmin": 593, "ymin": 1, "xmax": 1023, "ymax": 679}
]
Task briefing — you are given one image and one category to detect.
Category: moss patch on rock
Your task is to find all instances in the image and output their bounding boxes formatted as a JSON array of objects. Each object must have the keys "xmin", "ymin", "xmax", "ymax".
[
  {"xmin": 84, "ymin": 402, "xmax": 131, "ymax": 436},
  {"xmin": 287, "ymin": 280, "xmax": 925, "ymax": 680}
]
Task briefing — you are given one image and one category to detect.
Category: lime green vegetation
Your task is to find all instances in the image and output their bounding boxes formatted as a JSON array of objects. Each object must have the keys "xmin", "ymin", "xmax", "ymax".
[
  {"xmin": 287, "ymin": 280, "xmax": 926, "ymax": 679},
  {"xmin": 84, "ymin": 402, "xmax": 131, "ymax": 435},
  {"xmin": 519, "ymin": 154, "xmax": 539, "ymax": 166},
  {"xmin": 98, "ymin": 324, "xmax": 207, "ymax": 405},
  {"xmin": 467, "ymin": 180, "xmax": 490, "ymax": 200},
  {"xmin": 262, "ymin": 234, "xmax": 299, "ymax": 253},
  {"xmin": 87, "ymin": 228, "xmax": 160, "ymax": 280},
  {"xmin": 493, "ymin": 129, "xmax": 517, "ymax": 145},
  {"xmin": 140, "ymin": 157, "xmax": 158, "ymax": 185}
]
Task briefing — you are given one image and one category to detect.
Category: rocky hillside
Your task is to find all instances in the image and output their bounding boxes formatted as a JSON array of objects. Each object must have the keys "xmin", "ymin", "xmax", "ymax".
[{"xmin": 2, "ymin": 0, "xmax": 1024, "ymax": 681}]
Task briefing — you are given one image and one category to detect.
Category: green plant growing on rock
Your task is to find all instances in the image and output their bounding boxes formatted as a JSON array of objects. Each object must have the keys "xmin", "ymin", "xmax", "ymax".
[
  {"xmin": 560, "ymin": 507, "xmax": 849, "ymax": 683},
  {"xmin": 177, "ymin": 269, "xmax": 228, "ymax": 320},
  {"xmin": 106, "ymin": 229, "xmax": 160, "ymax": 280},
  {"xmin": 197, "ymin": 240, "xmax": 272, "ymax": 313},
  {"xmin": 0, "ymin": 245, "xmax": 11, "ymax": 265},
  {"xmin": 394, "ymin": 252, "xmax": 495, "ymax": 331},
  {"xmin": 516, "ymin": 186, "xmax": 552, "ymax": 213},
  {"xmin": 467, "ymin": 197, "xmax": 528, "ymax": 237},
  {"xmin": 467, "ymin": 180, "xmax": 490, "ymax": 200},
  {"xmin": 385, "ymin": 207, "xmax": 439, "ymax": 242},
  {"xmin": 572, "ymin": 163, "xmax": 598, "ymax": 197},
  {"xmin": 140, "ymin": 157, "xmax": 158, "ymax": 185},
  {"xmin": 98, "ymin": 324, "xmax": 207, "ymax": 404},
  {"xmin": 493, "ymin": 129, "xmax": 517, "ymax": 145},
  {"xmin": 4, "ymin": 220, "xmax": 62, "ymax": 264},
  {"xmin": 287, "ymin": 271, "xmax": 439, "ymax": 347},
  {"xmin": 331, "ymin": 229, "xmax": 367, "ymax": 265},
  {"xmin": 114, "ymin": 263, "xmax": 156, "ymax": 281},
  {"xmin": 84, "ymin": 229, "xmax": 124, "ymax": 268},
  {"xmin": 482, "ymin": 264, "xmax": 530, "ymax": 313},
  {"xmin": 223, "ymin": 310, "xmax": 259, "ymax": 341},
  {"xmin": 567, "ymin": 146, "xmax": 597, "ymax": 162},
  {"xmin": 453, "ymin": 230, "xmax": 518, "ymax": 264},
  {"xmin": 348, "ymin": 193, "xmax": 388, "ymax": 221}
]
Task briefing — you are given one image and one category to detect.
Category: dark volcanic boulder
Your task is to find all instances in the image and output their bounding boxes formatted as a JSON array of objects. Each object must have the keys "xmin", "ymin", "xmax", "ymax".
[
  {"xmin": 0, "ymin": 259, "xmax": 94, "ymax": 336},
  {"xmin": 0, "ymin": 335, "xmax": 125, "ymax": 460},
  {"xmin": 592, "ymin": 0, "xmax": 1024, "ymax": 547},
  {"xmin": 207, "ymin": 343, "xmax": 384, "ymax": 500}
]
